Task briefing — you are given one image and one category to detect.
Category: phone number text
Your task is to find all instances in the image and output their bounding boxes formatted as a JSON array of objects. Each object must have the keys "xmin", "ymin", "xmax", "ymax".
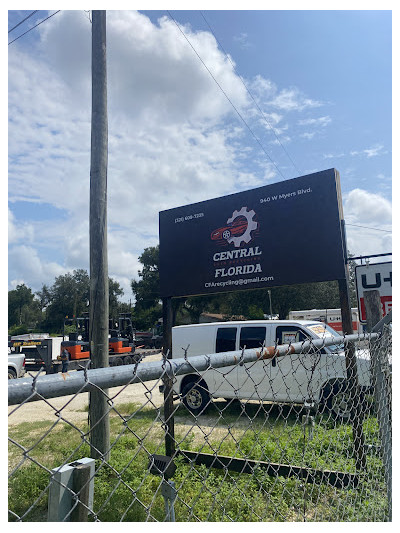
[{"xmin": 175, "ymin": 212, "xmax": 204, "ymax": 223}]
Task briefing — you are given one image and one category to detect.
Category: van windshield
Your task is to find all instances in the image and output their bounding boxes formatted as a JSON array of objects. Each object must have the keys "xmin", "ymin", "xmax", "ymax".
[{"xmin": 305, "ymin": 323, "xmax": 345, "ymax": 353}]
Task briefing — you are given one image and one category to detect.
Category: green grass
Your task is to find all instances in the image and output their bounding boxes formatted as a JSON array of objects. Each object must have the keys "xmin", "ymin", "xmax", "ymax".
[{"xmin": 8, "ymin": 401, "xmax": 389, "ymax": 522}]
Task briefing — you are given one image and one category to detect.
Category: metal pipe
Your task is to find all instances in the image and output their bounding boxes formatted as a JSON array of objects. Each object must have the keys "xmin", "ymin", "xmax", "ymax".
[{"xmin": 8, "ymin": 333, "xmax": 377, "ymax": 406}]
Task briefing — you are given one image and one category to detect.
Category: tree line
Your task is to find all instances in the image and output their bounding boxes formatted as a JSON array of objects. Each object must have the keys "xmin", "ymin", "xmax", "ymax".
[
  {"xmin": 8, "ymin": 246, "xmax": 358, "ymax": 335},
  {"xmin": 8, "ymin": 269, "xmax": 130, "ymax": 336}
]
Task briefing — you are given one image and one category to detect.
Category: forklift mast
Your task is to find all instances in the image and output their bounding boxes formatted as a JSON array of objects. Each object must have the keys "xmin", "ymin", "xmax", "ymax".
[
  {"xmin": 63, "ymin": 313, "xmax": 90, "ymax": 342},
  {"xmin": 118, "ymin": 313, "xmax": 134, "ymax": 343}
]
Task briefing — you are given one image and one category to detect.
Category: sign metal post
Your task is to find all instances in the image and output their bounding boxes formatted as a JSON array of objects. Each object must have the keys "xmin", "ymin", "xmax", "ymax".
[{"xmin": 162, "ymin": 297, "xmax": 175, "ymax": 457}]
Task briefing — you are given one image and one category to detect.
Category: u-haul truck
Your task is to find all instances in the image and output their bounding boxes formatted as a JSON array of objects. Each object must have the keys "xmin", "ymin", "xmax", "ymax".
[{"xmin": 287, "ymin": 308, "xmax": 363, "ymax": 334}]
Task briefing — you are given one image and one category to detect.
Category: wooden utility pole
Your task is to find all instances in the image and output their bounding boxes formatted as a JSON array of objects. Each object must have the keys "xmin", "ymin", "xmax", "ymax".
[
  {"xmin": 70, "ymin": 464, "xmax": 91, "ymax": 522},
  {"xmin": 89, "ymin": 10, "xmax": 110, "ymax": 460},
  {"xmin": 364, "ymin": 290, "xmax": 383, "ymax": 332}
]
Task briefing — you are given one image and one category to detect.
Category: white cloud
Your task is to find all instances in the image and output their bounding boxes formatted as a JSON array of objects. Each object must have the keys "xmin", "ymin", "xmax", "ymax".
[
  {"xmin": 107, "ymin": 12, "xmax": 250, "ymax": 125},
  {"xmin": 343, "ymin": 189, "xmax": 392, "ymax": 257},
  {"xmin": 268, "ymin": 88, "xmax": 323, "ymax": 112},
  {"xmin": 8, "ymin": 10, "xmax": 362, "ymax": 302},
  {"xmin": 350, "ymin": 144, "xmax": 386, "ymax": 158},
  {"xmin": 298, "ymin": 116, "xmax": 331, "ymax": 127},
  {"xmin": 8, "ymin": 209, "xmax": 34, "ymax": 244},
  {"xmin": 233, "ymin": 32, "xmax": 252, "ymax": 49},
  {"xmin": 248, "ymin": 76, "xmax": 324, "ymax": 115},
  {"xmin": 300, "ymin": 132, "xmax": 316, "ymax": 140},
  {"xmin": 8, "ymin": 245, "xmax": 66, "ymax": 289},
  {"xmin": 344, "ymin": 189, "xmax": 391, "ymax": 225},
  {"xmin": 249, "ymin": 75, "xmax": 276, "ymax": 99},
  {"xmin": 8, "ymin": 11, "xmax": 258, "ymax": 297},
  {"xmin": 323, "ymin": 152, "xmax": 345, "ymax": 159}
]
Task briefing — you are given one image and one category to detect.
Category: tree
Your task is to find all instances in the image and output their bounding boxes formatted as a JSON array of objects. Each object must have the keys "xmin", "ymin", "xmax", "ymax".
[
  {"xmin": 109, "ymin": 277, "xmax": 125, "ymax": 319},
  {"xmin": 36, "ymin": 284, "xmax": 52, "ymax": 312},
  {"xmin": 181, "ymin": 296, "xmax": 212, "ymax": 324},
  {"xmin": 131, "ymin": 246, "xmax": 162, "ymax": 329},
  {"xmin": 131, "ymin": 246, "xmax": 160, "ymax": 311},
  {"xmin": 43, "ymin": 270, "xmax": 89, "ymax": 330},
  {"xmin": 9, "ymin": 271, "xmax": 127, "ymax": 334},
  {"xmin": 267, "ymin": 282, "xmax": 338, "ymax": 319},
  {"xmin": 42, "ymin": 269, "xmax": 125, "ymax": 332},
  {"xmin": 8, "ymin": 284, "xmax": 39, "ymax": 330}
]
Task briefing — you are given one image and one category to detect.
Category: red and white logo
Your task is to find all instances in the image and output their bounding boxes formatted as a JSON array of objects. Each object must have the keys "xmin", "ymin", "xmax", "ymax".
[{"xmin": 210, "ymin": 207, "xmax": 258, "ymax": 248}]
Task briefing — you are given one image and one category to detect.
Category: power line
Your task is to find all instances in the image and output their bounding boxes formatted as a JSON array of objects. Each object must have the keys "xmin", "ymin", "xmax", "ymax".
[
  {"xmin": 199, "ymin": 11, "xmax": 302, "ymax": 178},
  {"xmin": 8, "ymin": 10, "xmax": 38, "ymax": 34},
  {"xmin": 346, "ymin": 223, "xmax": 392, "ymax": 233},
  {"xmin": 167, "ymin": 11, "xmax": 288, "ymax": 181},
  {"xmin": 8, "ymin": 11, "xmax": 60, "ymax": 46}
]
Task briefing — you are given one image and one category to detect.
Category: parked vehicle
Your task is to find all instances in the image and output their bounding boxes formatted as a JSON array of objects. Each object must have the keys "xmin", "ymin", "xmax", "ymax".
[
  {"xmin": 62, "ymin": 313, "xmax": 136, "ymax": 363},
  {"xmin": 171, "ymin": 320, "xmax": 371, "ymax": 418},
  {"xmin": 135, "ymin": 322, "xmax": 163, "ymax": 349},
  {"xmin": 288, "ymin": 308, "xmax": 363, "ymax": 335},
  {"xmin": 8, "ymin": 353, "xmax": 25, "ymax": 379},
  {"xmin": 8, "ymin": 314, "xmax": 140, "ymax": 374},
  {"xmin": 9, "ymin": 335, "xmax": 67, "ymax": 374}
]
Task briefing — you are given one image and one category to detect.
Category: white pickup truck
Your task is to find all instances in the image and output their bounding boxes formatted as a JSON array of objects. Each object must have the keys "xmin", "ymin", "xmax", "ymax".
[{"xmin": 8, "ymin": 353, "xmax": 26, "ymax": 379}]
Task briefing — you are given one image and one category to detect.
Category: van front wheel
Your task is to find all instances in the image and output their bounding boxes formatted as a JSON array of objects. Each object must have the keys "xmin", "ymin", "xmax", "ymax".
[
  {"xmin": 321, "ymin": 382, "xmax": 352, "ymax": 420},
  {"xmin": 182, "ymin": 382, "xmax": 210, "ymax": 416}
]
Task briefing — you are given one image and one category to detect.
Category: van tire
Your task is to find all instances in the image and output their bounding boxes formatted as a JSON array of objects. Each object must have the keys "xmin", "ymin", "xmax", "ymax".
[
  {"xmin": 8, "ymin": 368, "xmax": 17, "ymax": 379},
  {"xmin": 320, "ymin": 382, "xmax": 352, "ymax": 420},
  {"xmin": 182, "ymin": 382, "xmax": 210, "ymax": 415}
]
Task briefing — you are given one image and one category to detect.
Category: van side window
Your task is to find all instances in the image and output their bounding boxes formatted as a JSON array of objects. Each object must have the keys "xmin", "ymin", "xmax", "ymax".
[
  {"xmin": 239, "ymin": 327, "xmax": 267, "ymax": 349},
  {"xmin": 216, "ymin": 327, "xmax": 237, "ymax": 353},
  {"xmin": 276, "ymin": 326, "xmax": 309, "ymax": 345}
]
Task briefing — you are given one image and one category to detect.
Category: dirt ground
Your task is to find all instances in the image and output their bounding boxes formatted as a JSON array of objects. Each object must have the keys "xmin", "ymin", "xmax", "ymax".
[{"xmin": 8, "ymin": 351, "xmax": 165, "ymax": 426}]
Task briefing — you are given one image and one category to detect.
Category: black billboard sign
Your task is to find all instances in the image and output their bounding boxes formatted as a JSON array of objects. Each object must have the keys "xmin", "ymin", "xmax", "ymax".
[{"xmin": 159, "ymin": 168, "xmax": 346, "ymax": 298}]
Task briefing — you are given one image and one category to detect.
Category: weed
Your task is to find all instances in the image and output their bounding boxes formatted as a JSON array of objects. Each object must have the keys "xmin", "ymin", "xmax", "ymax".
[{"xmin": 8, "ymin": 407, "xmax": 388, "ymax": 522}]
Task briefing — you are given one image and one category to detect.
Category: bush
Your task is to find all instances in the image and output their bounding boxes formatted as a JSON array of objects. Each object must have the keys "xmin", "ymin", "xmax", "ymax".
[{"xmin": 8, "ymin": 324, "xmax": 29, "ymax": 337}]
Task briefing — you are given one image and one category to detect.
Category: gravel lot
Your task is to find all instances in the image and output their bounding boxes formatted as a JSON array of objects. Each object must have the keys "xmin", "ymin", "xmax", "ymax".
[{"xmin": 8, "ymin": 352, "xmax": 165, "ymax": 426}]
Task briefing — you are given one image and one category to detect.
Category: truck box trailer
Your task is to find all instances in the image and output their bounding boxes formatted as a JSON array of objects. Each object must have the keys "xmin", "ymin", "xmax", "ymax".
[{"xmin": 287, "ymin": 308, "xmax": 363, "ymax": 335}]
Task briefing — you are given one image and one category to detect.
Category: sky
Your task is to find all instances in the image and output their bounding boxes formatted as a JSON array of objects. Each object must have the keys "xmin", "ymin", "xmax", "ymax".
[{"xmin": 7, "ymin": 6, "xmax": 393, "ymax": 303}]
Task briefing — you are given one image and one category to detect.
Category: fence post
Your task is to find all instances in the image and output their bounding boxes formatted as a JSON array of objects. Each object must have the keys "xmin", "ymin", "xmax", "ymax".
[
  {"xmin": 70, "ymin": 464, "xmax": 91, "ymax": 522},
  {"xmin": 338, "ymin": 278, "xmax": 366, "ymax": 471},
  {"xmin": 162, "ymin": 297, "xmax": 175, "ymax": 457},
  {"xmin": 47, "ymin": 458, "xmax": 95, "ymax": 522},
  {"xmin": 364, "ymin": 290, "xmax": 392, "ymax": 520}
]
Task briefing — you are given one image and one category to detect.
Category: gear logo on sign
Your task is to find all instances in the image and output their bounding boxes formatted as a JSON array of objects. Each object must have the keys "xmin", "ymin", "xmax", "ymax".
[{"xmin": 210, "ymin": 207, "xmax": 258, "ymax": 248}]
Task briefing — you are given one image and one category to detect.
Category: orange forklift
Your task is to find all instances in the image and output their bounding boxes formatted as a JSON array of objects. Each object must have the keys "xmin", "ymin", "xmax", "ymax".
[
  {"xmin": 108, "ymin": 313, "xmax": 136, "ymax": 354},
  {"xmin": 61, "ymin": 313, "xmax": 137, "ymax": 366}
]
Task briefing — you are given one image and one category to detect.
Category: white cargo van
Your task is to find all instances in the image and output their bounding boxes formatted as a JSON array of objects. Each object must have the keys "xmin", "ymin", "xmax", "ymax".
[{"xmin": 172, "ymin": 320, "xmax": 371, "ymax": 418}]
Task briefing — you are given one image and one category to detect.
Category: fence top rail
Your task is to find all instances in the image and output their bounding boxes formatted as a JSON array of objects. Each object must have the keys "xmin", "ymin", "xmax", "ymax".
[{"xmin": 8, "ymin": 333, "xmax": 378, "ymax": 406}]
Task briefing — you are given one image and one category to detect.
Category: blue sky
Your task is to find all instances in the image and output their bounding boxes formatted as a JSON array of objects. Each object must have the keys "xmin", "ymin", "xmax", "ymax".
[{"xmin": 7, "ymin": 7, "xmax": 392, "ymax": 301}]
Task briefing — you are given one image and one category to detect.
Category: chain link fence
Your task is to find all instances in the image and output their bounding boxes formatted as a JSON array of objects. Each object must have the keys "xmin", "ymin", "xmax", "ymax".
[{"xmin": 8, "ymin": 321, "xmax": 391, "ymax": 522}]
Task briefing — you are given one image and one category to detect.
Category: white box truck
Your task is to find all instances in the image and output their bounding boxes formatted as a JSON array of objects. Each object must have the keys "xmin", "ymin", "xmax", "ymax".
[{"xmin": 288, "ymin": 308, "xmax": 363, "ymax": 335}]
